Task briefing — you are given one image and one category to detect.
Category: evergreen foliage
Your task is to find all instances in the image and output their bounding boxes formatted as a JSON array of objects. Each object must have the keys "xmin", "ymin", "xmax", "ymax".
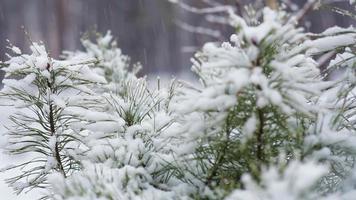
[{"xmin": 0, "ymin": 2, "xmax": 356, "ymax": 200}]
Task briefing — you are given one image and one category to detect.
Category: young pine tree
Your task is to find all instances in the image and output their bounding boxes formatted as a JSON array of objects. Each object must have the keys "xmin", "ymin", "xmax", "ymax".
[{"xmin": 0, "ymin": 42, "xmax": 106, "ymax": 196}]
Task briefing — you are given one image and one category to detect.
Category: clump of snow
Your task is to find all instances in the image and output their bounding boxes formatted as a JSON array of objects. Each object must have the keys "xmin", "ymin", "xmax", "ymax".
[{"xmin": 226, "ymin": 161, "xmax": 328, "ymax": 200}]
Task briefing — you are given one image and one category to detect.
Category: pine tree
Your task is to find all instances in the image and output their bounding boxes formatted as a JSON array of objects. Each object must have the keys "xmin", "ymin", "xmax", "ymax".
[
  {"xmin": 48, "ymin": 34, "xmax": 183, "ymax": 199},
  {"xmin": 164, "ymin": 7, "xmax": 326, "ymax": 195},
  {"xmin": 63, "ymin": 31, "xmax": 141, "ymax": 93},
  {"xmin": 0, "ymin": 42, "xmax": 106, "ymax": 196},
  {"xmin": 0, "ymin": 2, "xmax": 356, "ymax": 200}
]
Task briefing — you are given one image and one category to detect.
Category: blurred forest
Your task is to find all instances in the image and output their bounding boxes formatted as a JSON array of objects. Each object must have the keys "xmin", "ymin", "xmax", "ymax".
[{"xmin": 0, "ymin": 0, "xmax": 354, "ymax": 75}]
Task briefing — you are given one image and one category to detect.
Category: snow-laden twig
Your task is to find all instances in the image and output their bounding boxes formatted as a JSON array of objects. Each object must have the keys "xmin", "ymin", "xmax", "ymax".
[{"xmin": 175, "ymin": 20, "xmax": 222, "ymax": 39}]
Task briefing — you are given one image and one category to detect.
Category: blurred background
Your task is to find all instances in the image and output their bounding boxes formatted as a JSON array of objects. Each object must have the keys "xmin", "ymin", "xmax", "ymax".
[{"xmin": 0, "ymin": 0, "xmax": 354, "ymax": 76}]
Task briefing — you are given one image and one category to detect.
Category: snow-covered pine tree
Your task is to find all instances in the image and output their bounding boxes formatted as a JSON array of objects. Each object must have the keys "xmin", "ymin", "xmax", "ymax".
[
  {"xmin": 0, "ymin": 42, "xmax": 106, "ymax": 196},
  {"xmin": 164, "ymin": 7, "xmax": 321, "ymax": 197},
  {"xmin": 63, "ymin": 31, "xmax": 141, "ymax": 93},
  {"xmin": 1, "ymin": 2, "xmax": 356, "ymax": 200},
  {"xmin": 52, "ymin": 5, "xmax": 356, "ymax": 200},
  {"xmin": 47, "ymin": 34, "xmax": 188, "ymax": 199},
  {"xmin": 159, "ymin": 6, "xmax": 356, "ymax": 199},
  {"xmin": 314, "ymin": 45, "xmax": 356, "ymax": 194},
  {"xmin": 225, "ymin": 29, "xmax": 356, "ymax": 199}
]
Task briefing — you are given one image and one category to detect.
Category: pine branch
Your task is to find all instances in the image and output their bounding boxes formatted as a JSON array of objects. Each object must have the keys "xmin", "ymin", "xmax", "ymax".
[
  {"xmin": 205, "ymin": 129, "xmax": 230, "ymax": 186},
  {"xmin": 46, "ymin": 65, "xmax": 66, "ymax": 178},
  {"xmin": 49, "ymin": 101, "xmax": 66, "ymax": 177},
  {"xmin": 256, "ymin": 108, "xmax": 265, "ymax": 166}
]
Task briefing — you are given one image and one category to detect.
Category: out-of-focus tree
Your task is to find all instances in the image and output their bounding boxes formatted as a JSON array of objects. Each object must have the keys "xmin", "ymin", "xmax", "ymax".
[{"xmin": 0, "ymin": 0, "xmax": 354, "ymax": 76}]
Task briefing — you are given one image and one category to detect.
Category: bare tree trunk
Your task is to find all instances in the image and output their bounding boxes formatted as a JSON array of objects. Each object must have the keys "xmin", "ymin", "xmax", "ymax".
[{"xmin": 266, "ymin": 0, "xmax": 278, "ymax": 10}]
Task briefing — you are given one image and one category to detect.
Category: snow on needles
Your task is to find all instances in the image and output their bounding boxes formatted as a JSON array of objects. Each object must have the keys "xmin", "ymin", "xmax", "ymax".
[{"xmin": 1, "ymin": 6, "xmax": 356, "ymax": 200}]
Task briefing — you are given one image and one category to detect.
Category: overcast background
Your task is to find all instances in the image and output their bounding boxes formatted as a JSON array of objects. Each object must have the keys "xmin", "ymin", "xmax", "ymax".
[
  {"xmin": 0, "ymin": 0, "xmax": 354, "ymax": 76},
  {"xmin": 0, "ymin": 0, "xmax": 355, "ymax": 199}
]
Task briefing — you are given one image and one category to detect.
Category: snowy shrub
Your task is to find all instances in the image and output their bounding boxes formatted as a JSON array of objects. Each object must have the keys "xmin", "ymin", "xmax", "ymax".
[{"xmin": 1, "ymin": 2, "xmax": 356, "ymax": 200}]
